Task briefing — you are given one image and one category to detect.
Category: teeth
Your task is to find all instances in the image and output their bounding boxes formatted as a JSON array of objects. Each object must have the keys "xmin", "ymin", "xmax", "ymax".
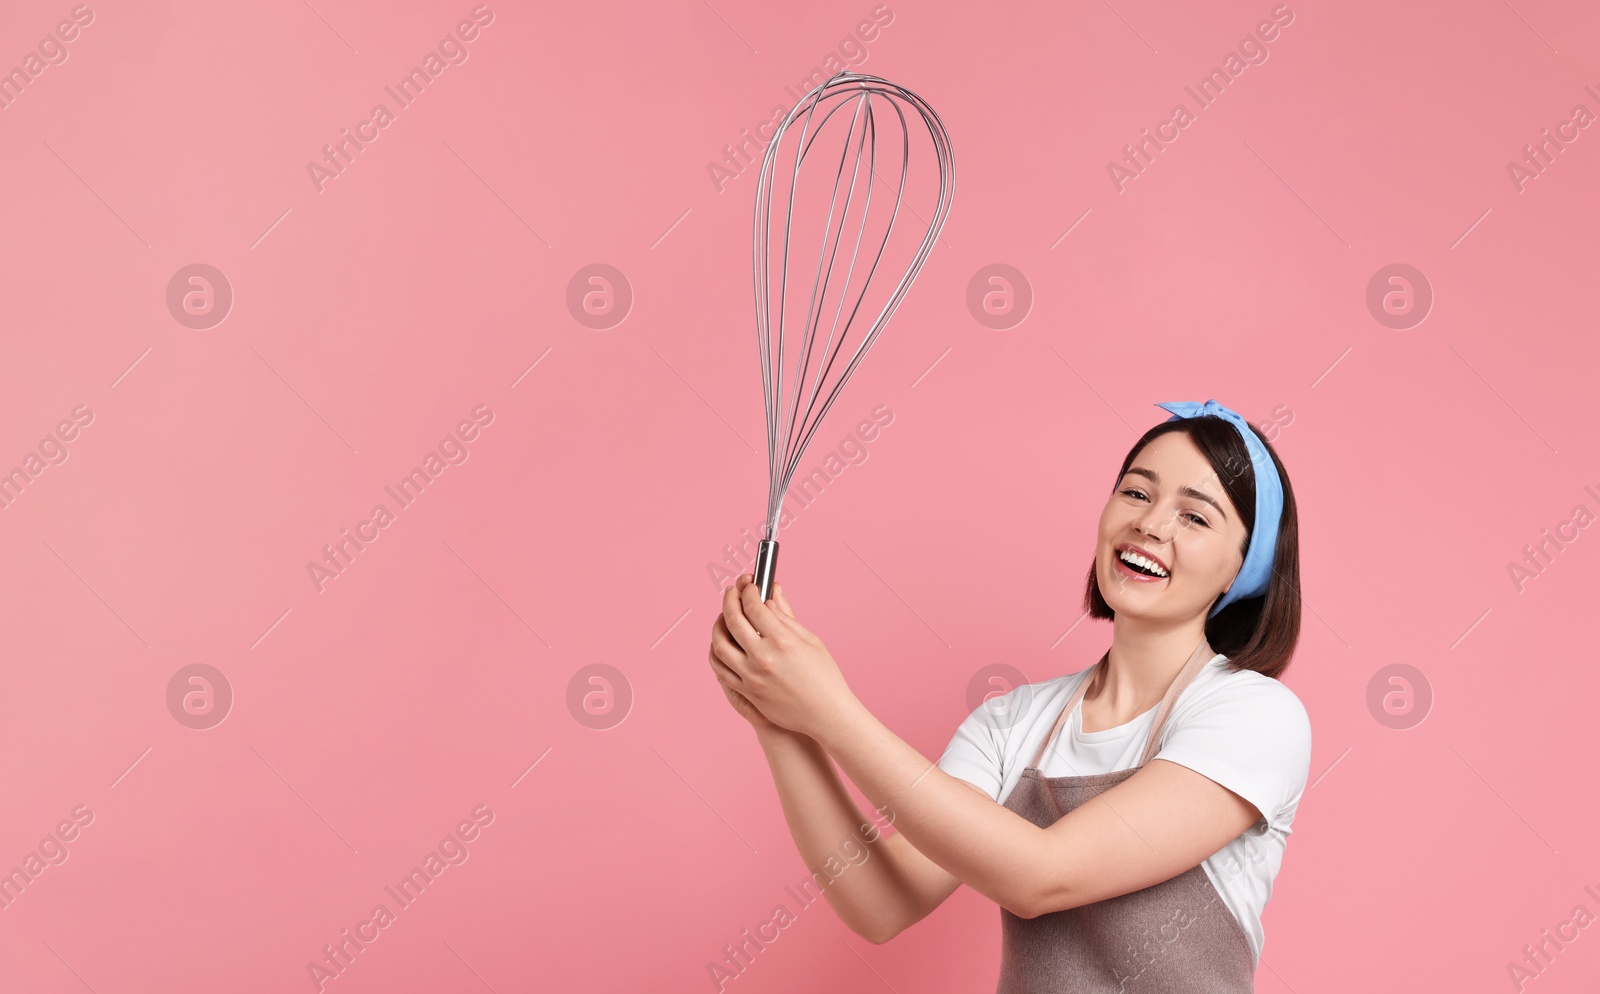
[{"xmin": 1119, "ymin": 549, "xmax": 1168, "ymax": 577}]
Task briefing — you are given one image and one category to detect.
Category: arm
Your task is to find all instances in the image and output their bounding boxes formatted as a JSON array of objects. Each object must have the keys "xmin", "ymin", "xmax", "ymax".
[
  {"xmin": 1032, "ymin": 759, "xmax": 1261, "ymax": 911},
  {"xmin": 751, "ymin": 721, "xmax": 982, "ymax": 943},
  {"xmin": 813, "ymin": 699, "xmax": 1262, "ymax": 918},
  {"xmin": 711, "ymin": 581, "xmax": 974, "ymax": 943},
  {"xmin": 717, "ymin": 578, "xmax": 1262, "ymax": 919}
]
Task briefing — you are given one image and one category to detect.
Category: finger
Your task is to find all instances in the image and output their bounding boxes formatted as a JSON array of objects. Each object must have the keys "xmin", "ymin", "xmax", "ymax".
[
  {"xmin": 769, "ymin": 582, "xmax": 794, "ymax": 618},
  {"xmin": 721, "ymin": 579, "xmax": 765, "ymax": 652},
  {"xmin": 769, "ymin": 583, "xmax": 812, "ymax": 637},
  {"xmin": 719, "ymin": 679, "xmax": 763, "ymax": 719},
  {"xmin": 737, "ymin": 576, "xmax": 789, "ymax": 641},
  {"xmin": 710, "ymin": 616, "xmax": 746, "ymax": 668},
  {"xmin": 736, "ymin": 571, "xmax": 786, "ymax": 619},
  {"xmin": 750, "ymin": 580, "xmax": 796, "ymax": 631},
  {"xmin": 708, "ymin": 644, "xmax": 745, "ymax": 688},
  {"xmin": 728, "ymin": 686, "xmax": 767, "ymax": 720}
]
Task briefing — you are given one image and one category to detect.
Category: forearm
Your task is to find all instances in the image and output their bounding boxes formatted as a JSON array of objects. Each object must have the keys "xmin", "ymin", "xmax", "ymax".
[
  {"xmin": 813, "ymin": 697, "xmax": 1046, "ymax": 917},
  {"xmin": 754, "ymin": 725, "xmax": 930, "ymax": 941}
]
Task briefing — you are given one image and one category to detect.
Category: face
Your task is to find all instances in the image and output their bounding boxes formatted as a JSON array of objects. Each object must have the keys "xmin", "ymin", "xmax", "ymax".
[{"xmin": 1095, "ymin": 432, "xmax": 1250, "ymax": 622}]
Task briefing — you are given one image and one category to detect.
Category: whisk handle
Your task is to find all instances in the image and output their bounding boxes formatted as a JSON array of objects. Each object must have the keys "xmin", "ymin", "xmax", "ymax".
[{"xmin": 754, "ymin": 539, "xmax": 779, "ymax": 603}]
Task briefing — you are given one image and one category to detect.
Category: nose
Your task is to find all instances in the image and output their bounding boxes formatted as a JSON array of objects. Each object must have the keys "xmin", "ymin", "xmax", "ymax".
[{"xmin": 1134, "ymin": 499, "xmax": 1177, "ymax": 543}]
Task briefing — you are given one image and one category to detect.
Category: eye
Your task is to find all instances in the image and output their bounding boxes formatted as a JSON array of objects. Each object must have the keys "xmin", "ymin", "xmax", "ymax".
[{"xmin": 1122, "ymin": 488, "xmax": 1210, "ymax": 527}]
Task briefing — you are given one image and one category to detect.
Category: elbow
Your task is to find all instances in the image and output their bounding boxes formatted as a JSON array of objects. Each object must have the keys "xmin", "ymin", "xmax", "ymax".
[
  {"xmin": 865, "ymin": 908, "xmax": 913, "ymax": 945},
  {"xmin": 1003, "ymin": 890, "xmax": 1039, "ymax": 921},
  {"xmin": 852, "ymin": 917, "xmax": 900, "ymax": 945},
  {"xmin": 1008, "ymin": 880, "xmax": 1075, "ymax": 921},
  {"xmin": 849, "ymin": 904, "xmax": 916, "ymax": 944}
]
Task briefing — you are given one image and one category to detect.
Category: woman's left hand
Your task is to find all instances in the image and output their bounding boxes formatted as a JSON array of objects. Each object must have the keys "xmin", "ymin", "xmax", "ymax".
[{"xmin": 709, "ymin": 574, "xmax": 857, "ymax": 741}]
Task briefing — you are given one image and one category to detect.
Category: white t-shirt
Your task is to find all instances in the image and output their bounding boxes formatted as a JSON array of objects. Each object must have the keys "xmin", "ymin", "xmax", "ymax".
[{"xmin": 936, "ymin": 653, "xmax": 1312, "ymax": 968}]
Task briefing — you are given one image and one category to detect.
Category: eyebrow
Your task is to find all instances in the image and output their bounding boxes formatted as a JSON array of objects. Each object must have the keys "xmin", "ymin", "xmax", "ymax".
[{"xmin": 1122, "ymin": 467, "xmax": 1228, "ymax": 522}]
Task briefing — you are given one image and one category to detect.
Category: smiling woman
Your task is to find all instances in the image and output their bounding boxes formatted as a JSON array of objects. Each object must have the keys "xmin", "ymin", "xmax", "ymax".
[
  {"xmin": 1083, "ymin": 399, "xmax": 1300, "ymax": 679},
  {"xmin": 708, "ymin": 398, "xmax": 1309, "ymax": 992}
]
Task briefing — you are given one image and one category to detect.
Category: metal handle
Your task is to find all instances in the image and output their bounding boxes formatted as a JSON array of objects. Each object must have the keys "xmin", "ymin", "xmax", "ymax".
[{"xmin": 754, "ymin": 539, "xmax": 779, "ymax": 602}]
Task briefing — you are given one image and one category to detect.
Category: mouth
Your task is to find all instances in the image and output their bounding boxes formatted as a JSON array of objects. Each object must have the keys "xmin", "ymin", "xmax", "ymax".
[{"xmin": 1113, "ymin": 543, "xmax": 1169, "ymax": 582}]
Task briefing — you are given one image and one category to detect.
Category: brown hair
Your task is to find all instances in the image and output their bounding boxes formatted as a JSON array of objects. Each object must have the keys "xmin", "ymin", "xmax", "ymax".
[{"xmin": 1081, "ymin": 414, "xmax": 1301, "ymax": 681}]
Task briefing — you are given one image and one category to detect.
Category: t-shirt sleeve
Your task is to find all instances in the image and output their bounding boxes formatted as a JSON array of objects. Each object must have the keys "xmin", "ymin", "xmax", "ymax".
[
  {"xmin": 935, "ymin": 688, "xmax": 1028, "ymax": 801},
  {"xmin": 1150, "ymin": 675, "xmax": 1313, "ymax": 835}
]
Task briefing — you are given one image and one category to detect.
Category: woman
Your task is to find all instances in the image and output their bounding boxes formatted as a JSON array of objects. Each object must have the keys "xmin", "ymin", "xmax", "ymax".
[{"xmin": 707, "ymin": 398, "xmax": 1312, "ymax": 992}]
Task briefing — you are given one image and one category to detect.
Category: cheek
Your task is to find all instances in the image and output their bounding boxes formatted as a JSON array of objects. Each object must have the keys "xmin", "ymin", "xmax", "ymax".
[
  {"xmin": 1178, "ymin": 533, "xmax": 1231, "ymax": 576},
  {"xmin": 1098, "ymin": 503, "xmax": 1130, "ymax": 535}
]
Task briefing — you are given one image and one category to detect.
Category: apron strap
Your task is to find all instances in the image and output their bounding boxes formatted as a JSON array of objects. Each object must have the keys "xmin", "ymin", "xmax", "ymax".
[{"xmin": 1030, "ymin": 637, "xmax": 1216, "ymax": 770}]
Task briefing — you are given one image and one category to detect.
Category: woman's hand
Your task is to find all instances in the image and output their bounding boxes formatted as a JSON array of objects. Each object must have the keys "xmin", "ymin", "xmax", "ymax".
[
  {"xmin": 709, "ymin": 577, "xmax": 797, "ymax": 732},
  {"xmin": 708, "ymin": 574, "xmax": 857, "ymax": 740},
  {"xmin": 711, "ymin": 651, "xmax": 778, "ymax": 732}
]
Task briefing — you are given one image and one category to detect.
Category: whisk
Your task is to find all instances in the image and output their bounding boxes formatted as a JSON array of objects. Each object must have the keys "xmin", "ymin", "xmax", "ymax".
[{"xmin": 750, "ymin": 71, "xmax": 955, "ymax": 602}]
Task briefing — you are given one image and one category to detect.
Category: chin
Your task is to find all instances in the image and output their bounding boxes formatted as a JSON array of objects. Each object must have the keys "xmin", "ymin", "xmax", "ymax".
[{"xmin": 1099, "ymin": 564, "xmax": 1173, "ymax": 617}]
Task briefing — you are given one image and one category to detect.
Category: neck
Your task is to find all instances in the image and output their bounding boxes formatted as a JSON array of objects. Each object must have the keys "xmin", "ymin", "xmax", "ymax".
[{"xmin": 1090, "ymin": 618, "xmax": 1212, "ymax": 718}]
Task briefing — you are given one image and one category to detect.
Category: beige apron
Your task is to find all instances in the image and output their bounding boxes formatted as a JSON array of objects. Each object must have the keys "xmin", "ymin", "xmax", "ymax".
[{"xmin": 996, "ymin": 639, "xmax": 1256, "ymax": 993}]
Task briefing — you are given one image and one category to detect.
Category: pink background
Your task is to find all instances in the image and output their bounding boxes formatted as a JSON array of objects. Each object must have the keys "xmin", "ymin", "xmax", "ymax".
[{"xmin": 2, "ymin": 0, "xmax": 1598, "ymax": 991}]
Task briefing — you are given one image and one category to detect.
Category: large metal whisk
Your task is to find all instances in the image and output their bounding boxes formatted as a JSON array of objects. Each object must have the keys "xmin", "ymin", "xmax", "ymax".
[{"xmin": 750, "ymin": 71, "xmax": 955, "ymax": 602}]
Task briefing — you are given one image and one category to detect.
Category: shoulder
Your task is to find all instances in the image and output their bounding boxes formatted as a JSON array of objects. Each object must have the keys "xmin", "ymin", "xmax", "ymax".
[
  {"xmin": 1155, "ymin": 657, "xmax": 1314, "ymax": 831},
  {"xmin": 1169, "ymin": 657, "xmax": 1312, "ymax": 752},
  {"xmin": 938, "ymin": 666, "xmax": 1093, "ymax": 798},
  {"xmin": 948, "ymin": 665, "xmax": 1093, "ymax": 740},
  {"xmin": 997, "ymin": 666, "xmax": 1096, "ymax": 727},
  {"xmin": 1188, "ymin": 657, "xmax": 1309, "ymax": 715}
]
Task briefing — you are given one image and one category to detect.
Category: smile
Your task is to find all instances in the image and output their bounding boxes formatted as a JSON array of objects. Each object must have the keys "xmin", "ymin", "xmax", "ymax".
[{"xmin": 1115, "ymin": 544, "xmax": 1169, "ymax": 580}]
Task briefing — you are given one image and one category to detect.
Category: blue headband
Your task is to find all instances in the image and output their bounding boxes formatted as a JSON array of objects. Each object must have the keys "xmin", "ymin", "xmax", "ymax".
[{"xmin": 1151, "ymin": 399, "xmax": 1284, "ymax": 617}]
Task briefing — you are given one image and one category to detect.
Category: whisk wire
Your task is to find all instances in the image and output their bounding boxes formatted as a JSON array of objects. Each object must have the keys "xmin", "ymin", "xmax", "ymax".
[
  {"xmin": 785, "ymin": 93, "xmax": 878, "ymax": 495},
  {"xmin": 750, "ymin": 72, "xmax": 954, "ymax": 598},
  {"xmin": 780, "ymin": 93, "xmax": 865, "ymax": 493}
]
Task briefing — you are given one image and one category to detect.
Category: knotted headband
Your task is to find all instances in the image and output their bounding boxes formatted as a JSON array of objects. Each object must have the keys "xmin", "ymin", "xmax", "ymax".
[{"xmin": 1150, "ymin": 399, "xmax": 1284, "ymax": 617}]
